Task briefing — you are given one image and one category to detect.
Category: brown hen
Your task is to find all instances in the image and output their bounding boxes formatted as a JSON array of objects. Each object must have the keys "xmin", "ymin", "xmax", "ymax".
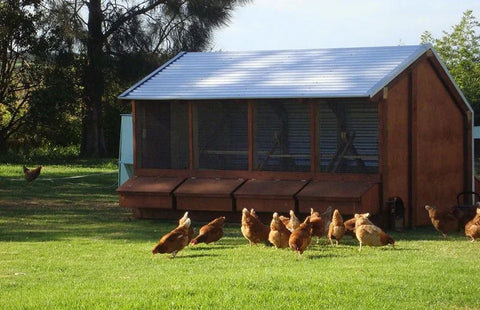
[
  {"xmin": 425, "ymin": 205, "xmax": 459, "ymax": 238},
  {"xmin": 288, "ymin": 216, "xmax": 313, "ymax": 258},
  {"xmin": 152, "ymin": 218, "xmax": 191, "ymax": 258},
  {"xmin": 279, "ymin": 210, "xmax": 301, "ymax": 232},
  {"xmin": 268, "ymin": 212, "xmax": 291, "ymax": 249},
  {"xmin": 241, "ymin": 208, "xmax": 269, "ymax": 246},
  {"xmin": 465, "ymin": 208, "xmax": 480, "ymax": 242},
  {"xmin": 178, "ymin": 211, "xmax": 194, "ymax": 243},
  {"xmin": 344, "ymin": 212, "xmax": 370, "ymax": 238},
  {"xmin": 327, "ymin": 209, "xmax": 346, "ymax": 246},
  {"xmin": 191, "ymin": 216, "xmax": 226, "ymax": 245},
  {"xmin": 354, "ymin": 213, "xmax": 394, "ymax": 252},
  {"xmin": 23, "ymin": 166, "xmax": 42, "ymax": 182},
  {"xmin": 310, "ymin": 206, "xmax": 333, "ymax": 242}
]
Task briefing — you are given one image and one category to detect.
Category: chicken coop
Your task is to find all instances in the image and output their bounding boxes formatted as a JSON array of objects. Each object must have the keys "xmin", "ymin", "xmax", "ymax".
[{"xmin": 116, "ymin": 44, "xmax": 473, "ymax": 228}]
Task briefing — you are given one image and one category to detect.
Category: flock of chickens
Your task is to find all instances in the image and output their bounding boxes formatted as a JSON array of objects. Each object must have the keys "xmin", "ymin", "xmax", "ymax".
[
  {"xmin": 151, "ymin": 207, "xmax": 397, "ymax": 259},
  {"xmin": 22, "ymin": 166, "xmax": 480, "ymax": 257},
  {"xmin": 152, "ymin": 203, "xmax": 480, "ymax": 258}
]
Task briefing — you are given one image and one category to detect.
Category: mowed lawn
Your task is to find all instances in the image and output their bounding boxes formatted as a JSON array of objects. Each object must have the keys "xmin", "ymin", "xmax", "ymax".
[{"xmin": 0, "ymin": 162, "xmax": 479, "ymax": 309}]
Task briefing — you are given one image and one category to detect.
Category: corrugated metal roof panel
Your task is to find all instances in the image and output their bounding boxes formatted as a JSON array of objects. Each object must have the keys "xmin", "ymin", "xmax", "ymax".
[{"xmin": 119, "ymin": 45, "xmax": 431, "ymax": 100}]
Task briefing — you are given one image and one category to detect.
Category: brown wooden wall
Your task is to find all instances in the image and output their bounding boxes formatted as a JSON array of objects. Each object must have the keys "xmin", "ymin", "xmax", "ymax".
[
  {"xmin": 381, "ymin": 69, "xmax": 411, "ymax": 226},
  {"xmin": 413, "ymin": 59, "xmax": 468, "ymax": 226},
  {"xmin": 381, "ymin": 56, "xmax": 472, "ymax": 227}
]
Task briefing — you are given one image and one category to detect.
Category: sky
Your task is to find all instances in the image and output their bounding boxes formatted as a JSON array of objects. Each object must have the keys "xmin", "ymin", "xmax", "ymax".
[{"xmin": 213, "ymin": 0, "xmax": 480, "ymax": 51}]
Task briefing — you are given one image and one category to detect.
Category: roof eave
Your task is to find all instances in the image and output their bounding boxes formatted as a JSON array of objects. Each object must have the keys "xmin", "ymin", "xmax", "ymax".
[
  {"xmin": 117, "ymin": 94, "xmax": 372, "ymax": 101},
  {"xmin": 367, "ymin": 44, "xmax": 431, "ymax": 98},
  {"xmin": 118, "ymin": 52, "xmax": 187, "ymax": 99},
  {"xmin": 367, "ymin": 44, "xmax": 473, "ymax": 114},
  {"xmin": 428, "ymin": 47, "xmax": 472, "ymax": 113}
]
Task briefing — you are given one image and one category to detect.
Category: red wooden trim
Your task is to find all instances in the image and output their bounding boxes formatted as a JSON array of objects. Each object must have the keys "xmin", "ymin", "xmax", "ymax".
[
  {"xmin": 134, "ymin": 167, "xmax": 381, "ymax": 182},
  {"xmin": 188, "ymin": 101, "xmax": 194, "ymax": 170}
]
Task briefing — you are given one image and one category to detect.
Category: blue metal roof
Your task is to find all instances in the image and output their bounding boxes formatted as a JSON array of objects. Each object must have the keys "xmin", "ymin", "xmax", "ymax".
[{"xmin": 118, "ymin": 44, "xmax": 451, "ymax": 100}]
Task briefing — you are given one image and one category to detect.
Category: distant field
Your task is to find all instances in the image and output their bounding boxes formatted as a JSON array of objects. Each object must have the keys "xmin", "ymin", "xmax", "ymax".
[{"xmin": 0, "ymin": 162, "xmax": 479, "ymax": 309}]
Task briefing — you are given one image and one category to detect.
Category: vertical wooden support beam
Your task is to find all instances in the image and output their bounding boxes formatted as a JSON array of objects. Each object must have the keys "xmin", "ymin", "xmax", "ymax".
[
  {"xmin": 310, "ymin": 100, "xmax": 317, "ymax": 173},
  {"xmin": 377, "ymin": 96, "xmax": 386, "ymax": 227},
  {"xmin": 248, "ymin": 100, "xmax": 255, "ymax": 171},
  {"xmin": 465, "ymin": 110, "xmax": 473, "ymax": 197},
  {"xmin": 131, "ymin": 100, "xmax": 137, "ymax": 172},
  {"xmin": 188, "ymin": 101, "xmax": 194, "ymax": 170},
  {"xmin": 377, "ymin": 97, "xmax": 385, "ymax": 179},
  {"xmin": 409, "ymin": 70, "xmax": 418, "ymax": 228}
]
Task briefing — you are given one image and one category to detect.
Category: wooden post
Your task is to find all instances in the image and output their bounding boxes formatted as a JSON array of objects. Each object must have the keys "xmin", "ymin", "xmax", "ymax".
[
  {"xmin": 465, "ymin": 110, "xmax": 473, "ymax": 199},
  {"xmin": 409, "ymin": 69, "xmax": 418, "ymax": 228},
  {"xmin": 377, "ymin": 96, "xmax": 386, "ymax": 228},
  {"xmin": 131, "ymin": 100, "xmax": 137, "ymax": 172}
]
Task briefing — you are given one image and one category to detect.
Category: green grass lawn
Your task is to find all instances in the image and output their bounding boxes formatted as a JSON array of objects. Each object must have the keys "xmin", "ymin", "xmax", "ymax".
[{"xmin": 1, "ymin": 162, "xmax": 479, "ymax": 309}]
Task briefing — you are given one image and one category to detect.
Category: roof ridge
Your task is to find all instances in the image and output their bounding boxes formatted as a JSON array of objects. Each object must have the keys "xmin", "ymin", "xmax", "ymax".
[{"xmin": 183, "ymin": 44, "xmax": 427, "ymax": 55}]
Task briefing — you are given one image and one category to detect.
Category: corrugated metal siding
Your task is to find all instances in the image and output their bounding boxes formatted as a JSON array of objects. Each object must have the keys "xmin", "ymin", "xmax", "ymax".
[{"xmin": 119, "ymin": 45, "xmax": 430, "ymax": 100}]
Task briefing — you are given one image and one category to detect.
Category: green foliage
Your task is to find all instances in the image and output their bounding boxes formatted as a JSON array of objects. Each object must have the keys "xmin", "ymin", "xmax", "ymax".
[
  {"xmin": 25, "ymin": 51, "xmax": 83, "ymax": 149},
  {"xmin": 0, "ymin": 1, "xmax": 251, "ymax": 157},
  {"xmin": 0, "ymin": 0, "xmax": 44, "ymax": 150},
  {"xmin": 82, "ymin": 0, "xmax": 252, "ymax": 157},
  {"xmin": 421, "ymin": 10, "xmax": 480, "ymax": 124},
  {"xmin": 0, "ymin": 163, "xmax": 480, "ymax": 309},
  {"xmin": 0, "ymin": 147, "xmax": 118, "ymax": 166}
]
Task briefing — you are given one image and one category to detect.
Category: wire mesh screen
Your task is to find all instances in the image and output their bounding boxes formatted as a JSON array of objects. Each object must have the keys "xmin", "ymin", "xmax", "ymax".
[
  {"xmin": 254, "ymin": 100, "xmax": 310, "ymax": 172},
  {"xmin": 195, "ymin": 102, "xmax": 248, "ymax": 170},
  {"xmin": 317, "ymin": 101, "xmax": 378, "ymax": 173},
  {"xmin": 135, "ymin": 102, "xmax": 189, "ymax": 169},
  {"xmin": 317, "ymin": 102, "xmax": 338, "ymax": 170}
]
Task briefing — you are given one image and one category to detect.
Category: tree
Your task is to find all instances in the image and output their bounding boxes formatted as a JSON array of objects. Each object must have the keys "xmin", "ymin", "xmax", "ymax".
[
  {"xmin": 60, "ymin": 0, "xmax": 251, "ymax": 157},
  {"xmin": 421, "ymin": 10, "xmax": 480, "ymax": 124},
  {"xmin": 0, "ymin": 0, "xmax": 43, "ymax": 151}
]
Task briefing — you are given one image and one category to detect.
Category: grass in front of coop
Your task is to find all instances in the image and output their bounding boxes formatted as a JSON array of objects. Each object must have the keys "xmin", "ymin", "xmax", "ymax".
[{"xmin": 0, "ymin": 162, "xmax": 479, "ymax": 309}]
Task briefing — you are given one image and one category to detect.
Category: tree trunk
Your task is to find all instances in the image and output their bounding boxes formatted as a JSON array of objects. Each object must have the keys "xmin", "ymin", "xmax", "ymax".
[{"xmin": 81, "ymin": 0, "xmax": 106, "ymax": 157}]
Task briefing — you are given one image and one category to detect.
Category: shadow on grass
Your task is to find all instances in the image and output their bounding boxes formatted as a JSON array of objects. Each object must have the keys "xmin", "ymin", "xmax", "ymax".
[
  {"xmin": 0, "ymin": 203, "xmax": 161, "ymax": 242},
  {"xmin": 188, "ymin": 245, "xmax": 237, "ymax": 251},
  {"xmin": 0, "ymin": 173, "xmax": 119, "ymax": 203},
  {"xmin": 0, "ymin": 203, "xmax": 248, "ymax": 244},
  {"xmin": 387, "ymin": 226, "xmax": 469, "ymax": 241},
  {"xmin": 151, "ymin": 253, "xmax": 220, "ymax": 259},
  {"xmin": 307, "ymin": 252, "xmax": 355, "ymax": 260},
  {"xmin": 178, "ymin": 253, "xmax": 220, "ymax": 259}
]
